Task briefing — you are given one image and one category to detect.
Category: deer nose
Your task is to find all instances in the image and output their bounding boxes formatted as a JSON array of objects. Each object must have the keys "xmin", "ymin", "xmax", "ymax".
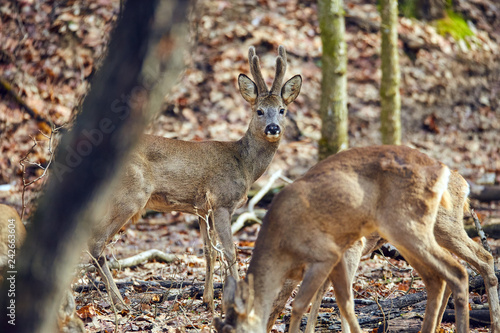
[{"xmin": 265, "ymin": 124, "xmax": 281, "ymax": 136}]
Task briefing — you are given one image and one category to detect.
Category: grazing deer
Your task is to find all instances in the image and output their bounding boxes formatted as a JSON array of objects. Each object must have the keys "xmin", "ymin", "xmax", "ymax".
[
  {"xmin": 268, "ymin": 170, "xmax": 500, "ymax": 333},
  {"xmin": 88, "ymin": 46, "xmax": 302, "ymax": 310},
  {"xmin": 215, "ymin": 145, "xmax": 472, "ymax": 333}
]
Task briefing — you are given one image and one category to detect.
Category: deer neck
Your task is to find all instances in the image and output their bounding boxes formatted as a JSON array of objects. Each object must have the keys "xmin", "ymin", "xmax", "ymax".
[
  {"xmin": 237, "ymin": 129, "xmax": 280, "ymax": 183},
  {"xmin": 246, "ymin": 249, "xmax": 284, "ymax": 332}
]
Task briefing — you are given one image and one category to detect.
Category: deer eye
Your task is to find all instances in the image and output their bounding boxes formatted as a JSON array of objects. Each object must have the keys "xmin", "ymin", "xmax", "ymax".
[
  {"xmin": 256, "ymin": 109, "xmax": 264, "ymax": 116},
  {"xmin": 279, "ymin": 108, "xmax": 285, "ymax": 115}
]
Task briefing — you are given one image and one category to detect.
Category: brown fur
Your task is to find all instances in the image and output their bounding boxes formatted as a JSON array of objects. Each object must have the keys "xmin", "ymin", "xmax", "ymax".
[
  {"xmin": 88, "ymin": 46, "xmax": 302, "ymax": 311},
  {"xmin": 215, "ymin": 146, "xmax": 472, "ymax": 333},
  {"xmin": 299, "ymin": 170, "xmax": 499, "ymax": 333}
]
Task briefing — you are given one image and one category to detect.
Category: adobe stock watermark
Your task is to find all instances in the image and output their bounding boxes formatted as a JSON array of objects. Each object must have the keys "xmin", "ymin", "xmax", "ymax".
[
  {"xmin": 51, "ymin": 67, "xmax": 164, "ymax": 182},
  {"xmin": 5, "ymin": 216, "xmax": 19, "ymax": 325}
]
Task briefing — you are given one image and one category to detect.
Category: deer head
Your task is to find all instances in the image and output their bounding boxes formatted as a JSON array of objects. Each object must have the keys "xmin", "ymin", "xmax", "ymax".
[
  {"xmin": 238, "ymin": 46, "xmax": 302, "ymax": 143},
  {"xmin": 214, "ymin": 275, "xmax": 261, "ymax": 333}
]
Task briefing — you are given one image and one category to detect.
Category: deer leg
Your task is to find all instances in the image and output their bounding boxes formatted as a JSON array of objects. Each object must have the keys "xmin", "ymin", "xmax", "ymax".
[
  {"xmin": 199, "ymin": 216, "xmax": 216, "ymax": 311},
  {"xmin": 89, "ymin": 227, "xmax": 131, "ymax": 310},
  {"xmin": 304, "ymin": 238, "xmax": 366, "ymax": 333},
  {"xmin": 88, "ymin": 178, "xmax": 151, "ymax": 311},
  {"xmin": 289, "ymin": 261, "xmax": 335, "ymax": 333},
  {"xmin": 304, "ymin": 280, "xmax": 330, "ymax": 333},
  {"xmin": 214, "ymin": 208, "xmax": 239, "ymax": 279},
  {"xmin": 434, "ymin": 285, "xmax": 453, "ymax": 333},
  {"xmin": 386, "ymin": 230, "xmax": 469, "ymax": 333},
  {"xmin": 435, "ymin": 226, "xmax": 500, "ymax": 332},
  {"xmin": 96, "ymin": 255, "xmax": 129, "ymax": 310},
  {"xmin": 330, "ymin": 257, "xmax": 363, "ymax": 333},
  {"xmin": 267, "ymin": 279, "xmax": 298, "ymax": 332}
]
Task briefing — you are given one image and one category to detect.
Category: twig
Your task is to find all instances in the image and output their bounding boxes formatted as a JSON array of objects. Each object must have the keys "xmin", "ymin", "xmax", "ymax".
[
  {"xmin": 176, "ymin": 300, "xmax": 200, "ymax": 333},
  {"xmin": 86, "ymin": 251, "xmax": 120, "ymax": 333},
  {"xmin": 231, "ymin": 169, "xmax": 291, "ymax": 234},
  {"xmin": 370, "ymin": 290, "xmax": 387, "ymax": 333},
  {"xmin": 404, "ymin": 270, "xmax": 420, "ymax": 295},
  {"xmin": 19, "ymin": 126, "xmax": 60, "ymax": 220},
  {"xmin": 471, "ymin": 208, "xmax": 492, "ymax": 254},
  {"xmin": 85, "ymin": 272, "xmax": 107, "ymax": 307},
  {"xmin": 196, "ymin": 208, "xmax": 228, "ymax": 273},
  {"xmin": 376, "ymin": 247, "xmax": 422, "ymax": 296}
]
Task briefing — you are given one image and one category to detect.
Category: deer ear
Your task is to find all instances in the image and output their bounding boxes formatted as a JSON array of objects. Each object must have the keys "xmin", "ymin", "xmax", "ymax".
[
  {"xmin": 238, "ymin": 74, "xmax": 258, "ymax": 104},
  {"xmin": 222, "ymin": 276, "xmax": 237, "ymax": 312},
  {"xmin": 233, "ymin": 274, "xmax": 254, "ymax": 316},
  {"xmin": 213, "ymin": 317, "xmax": 235, "ymax": 333},
  {"xmin": 281, "ymin": 74, "xmax": 302, "ymax": 105}
]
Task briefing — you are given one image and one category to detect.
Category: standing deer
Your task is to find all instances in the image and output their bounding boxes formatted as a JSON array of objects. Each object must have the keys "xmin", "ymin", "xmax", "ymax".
[
  {"xmin": 215, "ymin": 145, "xmax": 471, "ymax": 333},
  {"xmin": 88, "ymin": 46, "xmax": 302, "ymax": 310},
  {"xmin": 270, "ymin": 171, "xmax": 499, "ymax": 333}
]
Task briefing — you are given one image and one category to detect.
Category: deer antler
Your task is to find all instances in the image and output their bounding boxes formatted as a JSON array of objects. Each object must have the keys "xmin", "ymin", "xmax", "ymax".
[
  {"xmin": 270, "ymin": 45, "xmax": 287, "ymax": 95},
  {"xmin": 248, "ymin": 46, "xmax": 268, "ymax": 95}
]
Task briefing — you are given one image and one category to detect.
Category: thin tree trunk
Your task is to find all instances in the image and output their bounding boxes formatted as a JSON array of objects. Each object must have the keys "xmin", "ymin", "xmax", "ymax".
[
  {"xmin": 380, "ymin": 0, "xmax": 401, "ymax": 145},
  {"xmin": 318, "ymin": 0, "xmax": 348, "ymax": 160},
  {"xmin": 0, "ymin": 1, "xmax": 188, "ymax": 332}
]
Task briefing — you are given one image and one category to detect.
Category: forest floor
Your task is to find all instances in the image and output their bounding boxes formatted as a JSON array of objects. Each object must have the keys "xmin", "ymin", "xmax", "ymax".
[{"xmin": 1, "ymin": 0, "xmax": 499, "ymax": 332}]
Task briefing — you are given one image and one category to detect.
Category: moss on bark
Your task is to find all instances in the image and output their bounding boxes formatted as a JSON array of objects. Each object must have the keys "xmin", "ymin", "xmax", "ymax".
[
  {"xmin": 380, "ymin": 0, "xmax": 401, "ymax": 145},
  {"xmin": 318, "ymin": 0, "xmax": 348, "ymax": 160}
]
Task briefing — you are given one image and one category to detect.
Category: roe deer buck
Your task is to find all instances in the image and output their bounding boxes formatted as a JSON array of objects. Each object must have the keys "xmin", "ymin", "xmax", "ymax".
[
  {"xmin": 268, "ymin": 171, "xmax": 500, "ymax": 333},
  {"xmin": 215, "ymin": 145, "xmax": 471, "ymax": 333},
  {"xmin": 88, "ymin": 46, "xmax": 302, "ymax": 310}
]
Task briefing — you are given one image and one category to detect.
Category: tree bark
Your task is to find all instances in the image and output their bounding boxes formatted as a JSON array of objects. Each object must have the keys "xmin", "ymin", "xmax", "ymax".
[
  {"xmin": 0, "ymin": 1, "xmax": 188, "ymax": 332},
  {"xmin": 380, "ymin": 0, "xmax": 401, "ymax": 145},
  {"xmin": 318, "ymin": 0, "xmax": 349, "ymax": 160}
]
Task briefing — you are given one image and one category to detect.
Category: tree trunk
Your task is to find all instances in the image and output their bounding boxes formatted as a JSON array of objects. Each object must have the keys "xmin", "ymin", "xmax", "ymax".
[
  {"xmin": 318, "ymin": 0, "xmax": 348, "ymax": 160},
  {"xmin": 380, "ymin": 0, "xmax": 401, "ymax": 145},
  {"xmin": 0, "ymin": 1, "xmax": 188, "ymax": 332}
]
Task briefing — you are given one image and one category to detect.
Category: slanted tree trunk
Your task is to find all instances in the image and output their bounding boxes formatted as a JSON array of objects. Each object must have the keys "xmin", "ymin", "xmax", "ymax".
[
  {"xmin": 0, "ymin": 1, "xmax": 188, "ymax": 332},
  {"xmin": 380, "ymin": 0, "xmax": 401, "ymax": 145},
  {"xmin": 318, "ymin": 0, "xmax": 348, "ymax": 160}
]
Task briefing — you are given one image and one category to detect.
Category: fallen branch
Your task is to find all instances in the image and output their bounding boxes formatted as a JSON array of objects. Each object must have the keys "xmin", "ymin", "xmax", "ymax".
[
  {"xmin": 469, "ymin": 270, "xmax": 500, "ymax": 293},
  {"xmin": 74, "ymin": 279, "xmax": 224, "ymax": 300},
  {"xmin": 464, "ymin": 223, "xmax": 500, "ymax": 239},
  {"xmin": 469, "ymin": 182, "xmax": 500, "ymax": 202},
  {"xmin": 442, "ymin": 309, "xmax": 491, "ymax": 325},
  {"xmin": 232, "ymin": 170, "xmax": 292, "ymax": 234},
  {"xmin": 80, "ymin": 249, "xmax": 177, "ymax": 272},
  {"xmin": 111, "ymin": 249, "xmax": 177, "ymax": 269},
  {"xmin": 357, "ymin": 291, "xmax": 428, "ymax": 315}
]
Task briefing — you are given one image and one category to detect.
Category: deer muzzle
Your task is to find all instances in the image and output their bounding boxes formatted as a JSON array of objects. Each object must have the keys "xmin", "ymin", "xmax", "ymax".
[{"xmin": 264, "ymin": 124, "xmax": 281, "ymax": 139}]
